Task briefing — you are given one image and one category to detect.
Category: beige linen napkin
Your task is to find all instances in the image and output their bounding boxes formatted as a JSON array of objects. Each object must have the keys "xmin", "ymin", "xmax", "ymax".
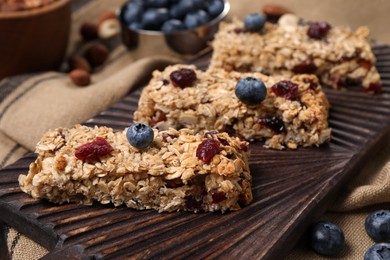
[{"xmin": 0, "ymin": 0, "xmax": 390, "ymax": 259}]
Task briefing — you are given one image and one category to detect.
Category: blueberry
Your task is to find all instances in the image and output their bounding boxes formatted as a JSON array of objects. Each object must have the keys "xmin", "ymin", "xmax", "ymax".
[
  {"xmin": 365, "ymin": 210, "xmax": 390, "ymax": 243},
  {"xmin": 144, "ymin": 0, "xmax": 169, "ymax": 8},
  {"xmin": 183, "ymin": 12, "xmax": 201, "ymax": 29},
  {"xmin": 364, "ymin": 243, "xmax": 390, "ymax": 260},
  {"xmin": 196, "ymin": 9, "xmax": 210, "ymax": 25},
  {"xmin": 206, "ymin": 0, "xmax": 224, "ymax": 18},
  {"xmin": 161, "ymin": 19, "xmax": 185, "ymax": 32},
  {"xmin": 169, "ymin": 3, "xmax": 186, "ymax": 19},
  {"xmin": 235, "ymin": 77, "xmax": 267, "ymax": 105},
  {"xmin": 244, "ymin": 13, "xmax": 266, "ymax": 32},
  {"xmin": 129, "ymin": 21, "xmax": 142, "ymax": 31},
  {"xmin": 308, "ymin": 221, "xmax": 345, "ymax": 256},
  {"xmin": 184, "ymin": 9, "xmax": 211, "ymax": 29},
  {"xmin": 122, "ymin": 1, "xmax": 144, "ymax": 24},
  {"xmin": 141, "ymin": 8, "xmax": 169, "ymax": 30},
  {"xmin": 171, "ymin": 0, "xmax": 203, "ymax": 19},
  {"xmin": 126, "ymin": 123, "xmax": 154, "ymax": 149}
]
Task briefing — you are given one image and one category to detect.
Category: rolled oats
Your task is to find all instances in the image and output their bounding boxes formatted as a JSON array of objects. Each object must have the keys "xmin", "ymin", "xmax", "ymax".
[
  {"xmin": 209, "ymin": 18, "xmax": 382, "ymax": 93},
  {"xmin": 134, "ymin": 64, "xmax": 331, "ymax": 150},
  {"xmin": 19, "ymin": 124, "xmax": 252, "ymax": 213}
]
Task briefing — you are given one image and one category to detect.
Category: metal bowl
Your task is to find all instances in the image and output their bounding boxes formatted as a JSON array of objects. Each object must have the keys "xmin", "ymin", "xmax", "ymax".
[{"xmin": 118, "ymin": 1, "xmax": 230, "ymax": 58}]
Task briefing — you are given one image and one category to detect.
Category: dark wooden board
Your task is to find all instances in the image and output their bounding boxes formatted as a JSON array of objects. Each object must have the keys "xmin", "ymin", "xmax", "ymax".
[{"xmin": 1, "ymin": 44, "xmax": 390, "ymax": 259}]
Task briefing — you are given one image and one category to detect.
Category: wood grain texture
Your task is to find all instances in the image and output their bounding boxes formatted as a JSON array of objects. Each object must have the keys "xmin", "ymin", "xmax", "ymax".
[{"xmin": 1, "ymin": 45, "xmax": 390, "ymax": 259}]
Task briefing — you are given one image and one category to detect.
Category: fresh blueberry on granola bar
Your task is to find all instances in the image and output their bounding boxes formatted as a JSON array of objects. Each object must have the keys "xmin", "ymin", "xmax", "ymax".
[
  {"xmin": 126, "ymin": 123, "xmax": 154, "ymax": 149},
  {"xmin": 235, "ymin": 77, "xmax": 267, "ymax": 105}
]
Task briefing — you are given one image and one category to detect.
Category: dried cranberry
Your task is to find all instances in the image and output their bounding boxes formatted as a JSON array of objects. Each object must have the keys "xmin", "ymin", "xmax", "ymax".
[
  {"xmin": 169, "ymin": 68, "xmax": 197, "ymax": 88},
  {"xmin": 257, "ymin": 117, "xmax": 285, "ymax": 133},
  {"xmin": 218, "ymin": 138, "xmax": 229, "ymax": 146},
  {"xmin": 307, "ymin": 22, "xmax": 331, "ymax": 40},
  {"xmin": 366, "ymin": 82, "xmax": 383, "ymax": 94},
  {"xmin": 211, "ymin": 190, "xmax": 227, "ymax": 203},
  {"xmin": 359, "ymin": 59, "xmax": 373, "ymax": 70},
  {"xmin": 75, "ymin": 137, "xmax": 113, "ymax": 162},
  {"xmin": 196, "ymin": 138, "xmax": 221, "ymax": 164},
  {"xmin": 303, "ymin": 78, "xmax": 318, "ymax": 90},
  {"xmin": 292, "ymin": 60, "xmax": 317, "ymax": 74},
  {"xmin": 271, "ymin": 80, "xmax": 299, "ymax": 100},
  {"xmin": 240, "ymin": 143, "xmax": 248, "ymax": 152}
]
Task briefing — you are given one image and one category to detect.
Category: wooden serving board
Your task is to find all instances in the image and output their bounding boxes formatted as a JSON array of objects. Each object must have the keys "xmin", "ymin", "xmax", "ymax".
[{"xmin": 1, "ymin": 45, "xmax": 390, "ymax": 259}]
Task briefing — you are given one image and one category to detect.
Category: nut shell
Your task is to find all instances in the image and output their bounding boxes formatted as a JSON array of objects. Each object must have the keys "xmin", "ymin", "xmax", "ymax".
[
  {"xmin": 84, "ymin": 43, "xmax": 109, "ymax": 67},
  {"xmin": 80, "ymin": 21, "xmax": 99, "ymax": 41},
  {"xmin": 68, "ymin": 56, "xmax": 91, "ymax": 72},
  {"xmin": 262, "ymin": 4, "xmax": 291, "ymax": 21},
  {"xmin": 98, "ymin": 18, "xmax": 120, "ymax": 39},
  {"xmin": 69, "ymin": 69, "xmax": 91, "ymax": 86}
]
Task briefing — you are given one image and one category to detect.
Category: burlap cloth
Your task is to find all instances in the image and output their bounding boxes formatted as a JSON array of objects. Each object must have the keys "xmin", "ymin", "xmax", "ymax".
[{"xmin": 0, "ymin": 0, "xmax": 389, "ymax": 259}]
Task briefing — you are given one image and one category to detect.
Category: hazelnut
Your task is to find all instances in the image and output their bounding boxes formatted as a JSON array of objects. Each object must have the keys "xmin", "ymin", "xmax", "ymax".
[
  {"xmin": 98, "ymin": 18, "xmax": 121, "ymax": 39},
  {"xmin": 80, "ymin": 21, "xmax": 99, "ymax": 41},
  {"xmin": 262, "ymin": 4, "xmax": 291, "ymax": 21},
  {"xmin": 278, "ymin": 14, "xmax": 300, "ymax": 32},
  {"xmin": 84, "ymin": 43, "xmax": 109, "ymax": 67},
  {"xmin": 68, "ymin": 56, "xmax": 91, "ymax": 73},
  {"xmin": 69, "ymin": 69, "xmax": 91, "ymax": 87},
  {"xmin": 97, "ymin": 11, "xmax": 117, "ymax": 25}
]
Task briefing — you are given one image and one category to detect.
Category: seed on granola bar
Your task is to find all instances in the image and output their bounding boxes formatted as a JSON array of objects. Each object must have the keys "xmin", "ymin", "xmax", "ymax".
[
  {"xmin": 169, "ymin": 68, "xmax": 197, "ymax": 88},
  {"xmin": 196, "ymin": 138, "xmax": 221, "ymax": 164},
  {"xmin": 307, "ymin": 21, "xmax": 331, "ymax": 40},
  {"xmin": 271, "ymin": 80, "xmax": 298, "ymax": 100},
  {"xmin": 235, "ymin": 77, "xmax": 267, "ymax": 105},
  {"xmin": 75, "ymin": 137, "xmax": 113, "ymax": 162},
  {"xmin": 257, "ymin": 117, "xmax": 285, "ymax": 133}
]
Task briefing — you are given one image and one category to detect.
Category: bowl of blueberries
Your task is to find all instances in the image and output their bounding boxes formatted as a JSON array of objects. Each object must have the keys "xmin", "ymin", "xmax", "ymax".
[{"xmin": 118, "ymin": 0, "xmax": 229, "ymax": 56}]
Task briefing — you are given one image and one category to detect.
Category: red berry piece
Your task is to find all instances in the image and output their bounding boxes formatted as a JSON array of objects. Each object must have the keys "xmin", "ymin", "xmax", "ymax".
[
  {"xmin": 75, "ymin": 137, "xmax": 113, "ymax": 162},
  {"xmin": 271, "ymin": 80, "xmax": 299, "ymax": 100},
  {"xmin": 257, "ymin": 117, "xmax": 285, "ymax": 133},
  {"xmin": 169, "ymin": 68, "xmax": 197, "ymax": 88},
  {"xmin": 211, "ymin": 190, "xmax": 227, "ymax": 203},
  {"xmin": 196, "ymin": 138, "xmax": 221, "ymax": 164},
  {"xmin": 307, "ymin": 22, "xmax": 331, "ymax": 40},
  {"xmin": 292, "ymin": 60, "xmax": 317, "ymax": 74},
  {"xmin": 366, "ymin": 82, "xmax": 383, "ymax": 94}
]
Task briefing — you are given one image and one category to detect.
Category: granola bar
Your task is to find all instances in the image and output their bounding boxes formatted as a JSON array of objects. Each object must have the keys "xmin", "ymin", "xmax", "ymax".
[
  {"xmin": 134, "ymin": 64, "xmax": 331, "ymax": 150},
  {"xmin": 209, "ymin": 17, "xmax": 382, "ymax": 93},
  {"xmin": 18, "ymin": 124, "xmax": 252, "ymax": 213}
]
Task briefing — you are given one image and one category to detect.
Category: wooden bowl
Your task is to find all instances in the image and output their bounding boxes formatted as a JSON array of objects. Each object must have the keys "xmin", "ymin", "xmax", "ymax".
[{"xmin": 0, "ymin": 0, "xmax": 71, "ymax": 80}]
